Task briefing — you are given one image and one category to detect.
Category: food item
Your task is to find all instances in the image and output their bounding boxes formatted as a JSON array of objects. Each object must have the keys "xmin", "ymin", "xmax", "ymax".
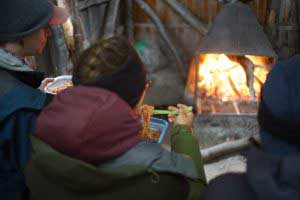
[
  {"xmin": 140, "ymin": 105, "xmax": 160, "ymax": 141},
  {"xmin": 46, "ymin": 79, "xmax": 73, "ymax": 94}
]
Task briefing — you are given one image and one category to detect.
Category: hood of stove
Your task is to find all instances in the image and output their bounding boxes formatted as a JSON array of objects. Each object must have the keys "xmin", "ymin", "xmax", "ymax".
[{"xmin": 197, "ymin": 2, "xmax": 276, "ymax": 57}]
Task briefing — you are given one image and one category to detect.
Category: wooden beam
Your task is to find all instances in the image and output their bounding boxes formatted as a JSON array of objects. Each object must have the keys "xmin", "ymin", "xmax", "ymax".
[
  {"xmin": 104, "ymin": 0, "xmax": 121, "ymax": 38},
  {"xmin": 126, "ymin": 0, "xmax": 134, "ymax": 42},
  {"xmin": 79, "ymin": 0, "xmax": 109, "ymax": 10},
  {"xmin": 163, "ymin": 0, "xmax": 208, "ymax": 35},
  {"xmin": 134, "ymin": 0, "xmax": 186, "ymax": 77},
  {"xmin": 67, "ymin": 0, "xmax": 84, "ymax": 61}
]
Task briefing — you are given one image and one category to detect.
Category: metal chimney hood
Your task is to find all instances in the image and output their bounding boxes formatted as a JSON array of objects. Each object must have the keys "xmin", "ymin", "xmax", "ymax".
[{"xmin": 197, "ymin": 2, "xmax": 276, "ymax": 57}]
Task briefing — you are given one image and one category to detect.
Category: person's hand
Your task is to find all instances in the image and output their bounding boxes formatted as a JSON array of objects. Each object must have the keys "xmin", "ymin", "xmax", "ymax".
[
  {"xmin": 38, "ymin": 78, "xmax": 54, "ymax": 92},
  {"xmin": 168, "ymin": 104, "xmax": 194, "ymax": 126}
]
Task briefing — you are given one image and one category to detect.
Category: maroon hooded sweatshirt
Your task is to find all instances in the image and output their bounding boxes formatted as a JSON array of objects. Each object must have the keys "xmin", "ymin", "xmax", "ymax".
[{"xmin": 35, "ymin": 86, "xmax": 142, "ymax": 165}]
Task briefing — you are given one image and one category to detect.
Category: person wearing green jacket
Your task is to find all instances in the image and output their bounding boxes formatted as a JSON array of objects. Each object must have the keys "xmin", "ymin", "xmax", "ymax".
[{"xmin": 24, "ymin": 36, "xmax": 206, "ymax": 200}]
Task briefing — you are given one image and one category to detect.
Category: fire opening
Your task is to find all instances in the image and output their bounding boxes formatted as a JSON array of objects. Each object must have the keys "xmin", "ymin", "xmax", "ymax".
[{"xmin": 186, "ymin": 54, "xmax": 274, "ymax": 114}]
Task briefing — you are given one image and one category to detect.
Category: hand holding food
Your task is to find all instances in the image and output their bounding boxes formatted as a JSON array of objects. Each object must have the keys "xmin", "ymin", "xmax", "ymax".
[
  {"xmin": 39, "ymin": 78, "xmax": 54, "ymax": 92},
  {"xmin": 44, "ymin": 75, "xmax": 73, "ymax": 94},
  {"xmin": 168, "ymin": 104, "xmax": 194, "ymax": 126}
]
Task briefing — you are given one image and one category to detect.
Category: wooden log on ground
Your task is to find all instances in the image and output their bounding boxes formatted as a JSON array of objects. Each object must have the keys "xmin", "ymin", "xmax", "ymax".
[
  {"xmin": 163, "ymin": 0, "xmax": 208, "ymax": 35},
  {"xmin": 201, "ymin": 134, "xmax": 260, "ymax": 163},
  {"xmin": 134, "ymin": 0, "xmax": 186, "ymax": 78},
  {"xmin": 104, "ymin": 0, "xmax": 121, "ymax": 38}
]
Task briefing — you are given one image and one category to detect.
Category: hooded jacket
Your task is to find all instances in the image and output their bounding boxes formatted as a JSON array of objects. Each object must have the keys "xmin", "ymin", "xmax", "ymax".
[
  {"xmin": 25, "ymin": 86, "xmax": 207, "ymax": 200},
  {"xmin": 0, "ymin": 49, "xmax": 49, "ymax": 200},
  {"xmin": 201, "ymin": 148, "xmax": 300, "ymax": 200}
]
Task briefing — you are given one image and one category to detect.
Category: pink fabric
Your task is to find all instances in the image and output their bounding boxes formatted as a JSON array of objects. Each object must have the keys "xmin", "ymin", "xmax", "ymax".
[{"xmin": 36, "ymin": 86, "xmax": 142, "ymax": 164}]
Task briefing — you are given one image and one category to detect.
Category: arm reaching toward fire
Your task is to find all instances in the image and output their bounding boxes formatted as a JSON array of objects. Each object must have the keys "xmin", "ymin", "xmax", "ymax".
[{"xmin": 168, "ymin": 104, "xmax": 207, "ymax": 199}]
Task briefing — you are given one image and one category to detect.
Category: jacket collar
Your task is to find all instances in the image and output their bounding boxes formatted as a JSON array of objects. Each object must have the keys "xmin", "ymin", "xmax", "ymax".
[{"xmin": 0, "ymin": 48, "xmax": 33, "ymax": 72}]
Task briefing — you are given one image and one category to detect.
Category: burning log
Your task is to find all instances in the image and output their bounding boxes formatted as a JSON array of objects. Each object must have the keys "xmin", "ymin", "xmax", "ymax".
[
  {"xmin": 104, "ymin": 0, "xmax": 121, "ymax": 38},
  {"xmin": 228, "ymin": 55, "xmax": 256, "ymax": 101},
  {"xmin": 163, "ymin": 0, "xmax": 208, "ymax": 35},
  {"xmin": 228, "ymin": 76, "xmax": 242, "ymax": 98},
  {"xmin": 134, "ymin": 0, "xmax": 186, "ymax": 77}
]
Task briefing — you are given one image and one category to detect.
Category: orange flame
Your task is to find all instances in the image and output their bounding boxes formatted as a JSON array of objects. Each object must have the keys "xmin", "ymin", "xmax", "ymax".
[{"xmin": 188, "ymin": 54, "xmax": 271, "ymax": 101}]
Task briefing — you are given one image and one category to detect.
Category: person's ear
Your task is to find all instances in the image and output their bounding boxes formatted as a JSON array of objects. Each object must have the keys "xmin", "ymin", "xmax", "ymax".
[{"xmin": 22, "ymin": 29, "xmax": 47, "ymax": 56}]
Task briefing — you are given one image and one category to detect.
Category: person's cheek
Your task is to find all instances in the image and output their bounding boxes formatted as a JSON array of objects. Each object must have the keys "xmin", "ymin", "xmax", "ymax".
[{"xmin": 38, "ymin": 31, "xmax": 47, "ymax": 54}]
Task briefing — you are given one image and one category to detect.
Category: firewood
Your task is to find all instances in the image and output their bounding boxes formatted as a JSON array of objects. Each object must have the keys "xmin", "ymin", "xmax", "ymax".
[
  {"xmin": 228, "ymin": 56, "xmax": 256, "ymax": 100},
  {"xmin": 162, "ymin": 0, "xmax": 208, "ymax": 35},
  {"xmin": 201, "ymin": 134, "xmax": 260, "ymax": 163},
  {"xmin": 134, "ymin": 0, "xmax": 186, "ymax": 78},
  {"xmin": 228, "ymin": 76, "xmax": 242, "ymax": 98}
]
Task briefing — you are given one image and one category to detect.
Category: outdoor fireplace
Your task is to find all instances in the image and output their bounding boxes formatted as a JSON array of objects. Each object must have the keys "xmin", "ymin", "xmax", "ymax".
[{"xmin": 186, "ymin": 2, "xmax": 276, "ymax": 114}]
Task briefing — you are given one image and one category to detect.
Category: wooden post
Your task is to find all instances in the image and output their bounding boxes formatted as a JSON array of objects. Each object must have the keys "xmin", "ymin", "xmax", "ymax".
[
  {"xmin": 67, "ymin": 0, "xmax": 84, "ymax": 62},
  {"xmin": 126, "ymin": 0, "xmax": 135, "ymax": 42},
  {"xmin": 104, "ymin": 0, "xmax": 121, "ymax": 38}
]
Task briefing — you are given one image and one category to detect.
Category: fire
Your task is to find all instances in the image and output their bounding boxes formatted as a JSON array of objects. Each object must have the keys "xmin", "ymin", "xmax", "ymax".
[{"xmin": 188, "ymin": 54, "xmax": 271, "ymax": 101}]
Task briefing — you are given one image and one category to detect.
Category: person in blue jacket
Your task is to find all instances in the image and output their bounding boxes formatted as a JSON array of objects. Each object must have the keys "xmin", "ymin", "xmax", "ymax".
[{"xmin": 0, "ymin": 1, "xmax": 68, "ymax": 199}]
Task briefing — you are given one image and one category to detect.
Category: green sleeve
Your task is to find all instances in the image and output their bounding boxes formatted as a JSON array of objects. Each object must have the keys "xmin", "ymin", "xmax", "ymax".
[{"xmin": 170, "ymin": 124, "xmax": 207, "ymax": 200}]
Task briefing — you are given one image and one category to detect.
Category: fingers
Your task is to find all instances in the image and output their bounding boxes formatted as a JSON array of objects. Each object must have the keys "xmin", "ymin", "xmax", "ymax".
[
  {"xmin": 42, "ymin": 78, "xmax": 54, "ymax": 83},
  {"xmin": 177, "ymin": 104, "xmax": 186, "ymax": 109},
  {"xmin": 168, "ymin": 106, "xmax": 177, "ymax": 111},
  {"xmin": 168, "ymin": 114, "xmax": 176, "ymax": 123}
]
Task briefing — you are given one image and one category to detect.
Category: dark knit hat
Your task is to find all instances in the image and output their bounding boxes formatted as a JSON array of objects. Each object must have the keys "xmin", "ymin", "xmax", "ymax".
[
  {"xmin": 0, "ymin": 0, "xmax": 68, "ymax": 42},
  {"xmin": 258, "ymin": 58, "xmax": 300, "ymax": 145},
  {"xmin": 73, "ymin": 49, "xmax": 147, "ymax": 107}
]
